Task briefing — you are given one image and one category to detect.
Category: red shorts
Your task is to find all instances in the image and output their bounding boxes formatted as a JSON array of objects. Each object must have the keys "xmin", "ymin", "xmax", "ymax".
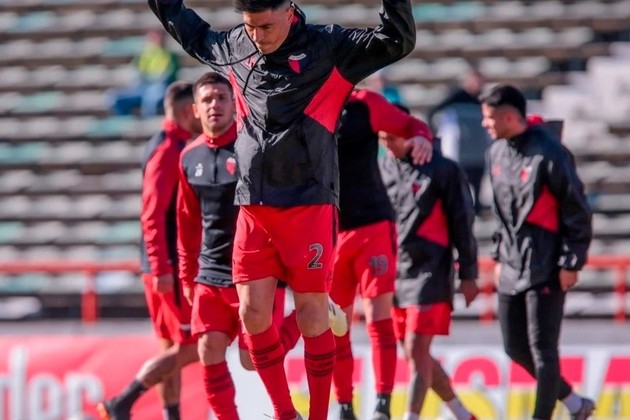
[
  {"xmin": 392, "ymin": 302, "xmax": 451, "ymax": 339},
  {"xmin": 330, "ymin": 220, "xmax": 397, "ymax": 308},
  {"xmin": 192, "ymin": 284, "xmax": 287, "ymax": 350},
  {"xmin": 142, "ymin": 274, "xmax": 195, "ymax": 345},
  {"xmin": 233, "ymin": 205, "xmax": 335, "ymax": 293}
]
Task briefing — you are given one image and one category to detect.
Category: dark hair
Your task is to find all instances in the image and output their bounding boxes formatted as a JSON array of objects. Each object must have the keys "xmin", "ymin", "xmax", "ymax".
[
  {"xmin": 234, "ymin": 0, "xmax": 290, "ymax": 13},
  {"xmin": 193, "ymin": 72, "xmax": 233, "ymax": 98},
  {"xmin": 480, "ymin": 84, "xmax": 526, "ymax": 118},
  {"xmin": 164, "ymin": 81, "xmax": 193, "ymax": 109}
]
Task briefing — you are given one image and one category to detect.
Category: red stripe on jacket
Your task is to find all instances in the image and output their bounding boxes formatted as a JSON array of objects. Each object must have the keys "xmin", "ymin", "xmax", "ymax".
[
  {"xmin": 176, "ymin": 145, "xmax": 203, "ymax": 286},
  {"xmin": 526, "ymin": 185, "xmax": 559, "ymax": 232},
  {"xmin": 304, "ymin": 67, "xmax": 353, "ymax": 133},
  {"xmin": 141, "ymin": 119, "xmax": 190, "ymax": 276},
  {"xmin": 416, "ymin": 199, "xmax": 449, "ymax": 247}
]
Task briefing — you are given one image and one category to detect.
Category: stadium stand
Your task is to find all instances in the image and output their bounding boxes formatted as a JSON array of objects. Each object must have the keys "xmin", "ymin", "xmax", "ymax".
[{"xmin": 0, "ymin": 0, "xmax": 629, "ymax": 320}]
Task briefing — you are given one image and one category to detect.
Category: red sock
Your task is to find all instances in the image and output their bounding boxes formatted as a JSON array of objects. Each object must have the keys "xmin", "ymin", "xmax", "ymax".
[
  {"xmin": 332, "ymin": 332, "xmax": 354, "ymax": 404},
  {"xmin": 244, "ymin": 326, "xmax": 296, "ymax": 420},
  {"xmin": 304, "ymin": 329, "xmax": 335, "ymax": 420},
  {"xmin": 368, "ymin": 319, "xmax": 397, "ymax": 394},
  {"xmin": 203, "ymin": 362, "xmax": 239, "ymax": 420},
  {"xmin": 279, "ymin": 310, "xmax": 301, "ymax": 353}
]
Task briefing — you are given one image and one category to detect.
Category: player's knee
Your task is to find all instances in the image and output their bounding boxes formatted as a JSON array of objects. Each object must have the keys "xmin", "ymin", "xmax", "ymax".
[
  {"xmin": 239, "ymin": 305, "xmax": 272, "ymax": 334},
  {"xmin": 504, "ymin": 343, "xmax": 530, "ymax": 364},
  {"xmin": 296, "ymin": 300, "xmax": 328, "ymax": 337},
  {"xmin": 175, "ymin": 343, "xmax": 199, "ymax": 366}
]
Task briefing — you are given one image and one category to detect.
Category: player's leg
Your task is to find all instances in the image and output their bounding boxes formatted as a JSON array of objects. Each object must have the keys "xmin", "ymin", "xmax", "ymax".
[
  {"xmin": 402, "ymin": 331, "xmax": 433, "ymax": 420},
  {"xmin": 430, "ymin": 358, "xmax": 477, "ymax": 420},
  {"xmin": 238, "ymin": 286, "xmax": 300, "ymax": 371},
  {"xmin": 278, "ymin": 205, "xmax": 337, "ymax": 420},
  {"xmin": 529, "ymin": 286, "xmax": 594, "ymax": 420},
  {"xmin": 363, "ymin": 293, "xmax": 396, "ymax": 420},
  {"xmin": 136, "ymin": 340, "xmax": 198, "ymax": 419},
  {"xmin": 194, "ymin": 284, "xmax": 241, "ymax": 419},
  {"xmin": 357, "ymin": 221, "xmax": 399, "ymax": 420},
  {"xmin": 329, "ymin": 232, "xmax": 359, "ymax": 419},
  {"xmin": 233, "ymin": 206, "xmax": 297, "ymax": 420},
  {"xmin": 498, "ymin": 291, "xmax": 593, "ymax": 419}
]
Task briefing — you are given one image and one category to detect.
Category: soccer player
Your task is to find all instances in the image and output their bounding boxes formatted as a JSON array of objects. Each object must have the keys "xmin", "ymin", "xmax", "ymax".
[
  {"xmin": 331, "ymin": 89, "xmax": 432, "ymax": 420},
  {"xmin": 149, "ymin": 0, "xmax": 416, "ymax": 418},
  {"xmin": 481, "ymin": 85, "xmax": 594, "ymax": 420},
  {"xmin": 379, "ymin": 121, "xmax": 480, "ymax": 420},
  {"xmin": 177, "ymin": 71, "xmax": 302, "ymax": 418},
  {"xmin": 98, "ymin": 81, "xmax": 202, "ymax": 420}
]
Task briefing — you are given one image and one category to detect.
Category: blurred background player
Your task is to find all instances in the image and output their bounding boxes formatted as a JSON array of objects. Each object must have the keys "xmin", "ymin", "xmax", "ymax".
[
  {"xmin": 379, "ymin": 112, "xmax": 480, "ymax": 420},
  {"xmin": 177, "ymin": 71, "xmax": 301, "ymax": 419},
  {"xmin": 481, "ymin": 84, "xmax": 594, "ymax": 420},
  {"xmin": 427, "ymin": 69, "xmax": 489, "ymax": 213},
  {"xmin": 331, "ymin": 89, "xmax": 433, "ymax": 420},
  {"xmin": 98, "ymin": 81, "xmax": 201, "ymax": 420},
  {"xmin": 107, "ymin": 28, "xmax": 180, "ymax": 118},
  {"xmin": 149, "ymin": 0, "xmax": 416, "ymax": 418}
]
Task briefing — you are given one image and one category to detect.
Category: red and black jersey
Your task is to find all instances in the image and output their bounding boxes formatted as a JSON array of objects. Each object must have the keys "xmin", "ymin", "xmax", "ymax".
[
  {"xmin": 150, "ymin": 0, "xmax": 415, "ymax": 208},
  {"xmin": 337, "ymin": 89, "xmax": 432, "ymax": 231},
  {"xmin": 177, "ymin": 124, "xmax": 238, "ymax": 288},
  {"xmin": 140, "ymin": 119, "xmax": 191, "ymax": 276},
  {"xmin": 380, "ymin": 150, "xmax": 478, "ymax": 306},
  {"xmin": 488, "ymin": 125, "xmax": 592, "ymax": 295}
]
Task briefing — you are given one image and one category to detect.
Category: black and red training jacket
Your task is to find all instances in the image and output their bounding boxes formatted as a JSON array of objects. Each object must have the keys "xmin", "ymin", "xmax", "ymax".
[
  {"xmin": 149, "ymin": 0, "xmax": 415, "ymax": 207},
  {"xmin": 488, "ymin": 125, "xmax": 592, "ymax": 295}
]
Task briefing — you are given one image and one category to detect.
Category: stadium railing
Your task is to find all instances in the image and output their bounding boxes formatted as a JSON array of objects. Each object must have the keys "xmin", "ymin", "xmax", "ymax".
[{"xmin": 1, "ymin": 256, "xmax": 628, "ymax": 324}]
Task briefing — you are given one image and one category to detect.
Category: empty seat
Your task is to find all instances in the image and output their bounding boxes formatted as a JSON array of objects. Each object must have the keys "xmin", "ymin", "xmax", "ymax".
[
  {"xmin": 0, "ymin": 222, "xmax": 25, "ymax": 245},
  {"xmin": 0, "ymin": 170, "xmax": 37, "ymax": 195},
  {"xmin": 95, "ymin": 221, "xmax": 141, "ymax": 245}
]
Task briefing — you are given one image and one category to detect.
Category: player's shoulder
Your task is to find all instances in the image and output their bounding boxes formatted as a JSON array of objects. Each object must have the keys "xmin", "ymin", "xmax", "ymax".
[{"xmin": 180, "ymin": 135, "xmax": 207, "ymax": 162}]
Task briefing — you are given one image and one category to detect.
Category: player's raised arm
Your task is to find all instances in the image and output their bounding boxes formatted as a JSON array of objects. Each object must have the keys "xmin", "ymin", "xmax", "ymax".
[
  {"xmin": 332, "ymin": 0, "xmax": 416, "ymax": 84},
  {"xmin": 148, "ymin": 0, "xmax": 231, "ymax": 68}
]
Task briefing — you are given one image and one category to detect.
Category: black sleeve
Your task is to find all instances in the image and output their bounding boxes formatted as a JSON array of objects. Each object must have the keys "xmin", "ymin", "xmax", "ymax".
[
  {"xmin": 547, "ymin": 145, "xmax": 592, "ymax": 270},
  {"xmin": 331, "ymin": 0, "xmax": 415, "ymax": 84},
  {"xmin": 441, "ymin": 160, "xmax": 479, "ymax": 280},
  {"xmin": 148, "ymin": 0, "xmax": 231, "ymax": 70}
]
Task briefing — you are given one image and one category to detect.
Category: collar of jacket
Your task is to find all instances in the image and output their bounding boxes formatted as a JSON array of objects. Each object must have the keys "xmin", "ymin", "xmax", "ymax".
[
  {"xmin": 204, "ymin": 122, "xmax": 237, "ymax": 148},
  {"xmin": 162, "ymin": 118, "xmax": 191, "ymax": 144},
  {"xmin": 507, "ymin": 126, "xmax": 532, "ymax": 149}
]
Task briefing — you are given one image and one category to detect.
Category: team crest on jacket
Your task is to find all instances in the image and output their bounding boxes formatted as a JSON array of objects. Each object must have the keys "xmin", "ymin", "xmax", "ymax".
[
  {"xmin": 411, "ymin": 176, "xmax": 430, "ymax": 198},
  {"xmin": 288, "ymin": 53, "xmax": 306, "ymax": 74},
  {"xmin": 226, "ymin": 157, "xmax": 236, "ymax": 175},
  {"xmin": 520, "ymin": 165, "xmax": 533, "ymax": 183}
]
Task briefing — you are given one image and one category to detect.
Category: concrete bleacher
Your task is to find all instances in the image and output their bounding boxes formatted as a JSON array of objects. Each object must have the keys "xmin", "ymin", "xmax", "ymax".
[{"xmin": 0, "ymin": 0, "xmax": 629, "ymax": 319}]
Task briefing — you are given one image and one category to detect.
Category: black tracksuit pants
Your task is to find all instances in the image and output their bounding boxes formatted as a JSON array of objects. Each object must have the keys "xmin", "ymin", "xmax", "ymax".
[{"xmin": 497, "ymin": 284, "xmax": 573, "ymax": 419}]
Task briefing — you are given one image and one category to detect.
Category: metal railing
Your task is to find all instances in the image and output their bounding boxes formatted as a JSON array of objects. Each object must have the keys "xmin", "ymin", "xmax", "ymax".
[{"xmin": 1, "ymin": 256, "xmax": 628, "ymax": 323}]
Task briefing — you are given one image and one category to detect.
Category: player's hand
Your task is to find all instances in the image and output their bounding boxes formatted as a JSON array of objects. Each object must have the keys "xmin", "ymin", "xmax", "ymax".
[
  {"xmin": 459, "ymin": 279, "xmax": 480, "ymax": 307},
  {"xmin": 183, "ymin": 283, "xmax": 194, "ymax": 305},
  {"xmin": 559, "ymin": 269, "xmax": 578, "ymax": 291},
  {"xmin": 153, "ymin": 273, "xmax": 174, "ymax": 294},
  {"xmin": 406, "ymin": 136, "xmax": 433, "ymax": 165}
]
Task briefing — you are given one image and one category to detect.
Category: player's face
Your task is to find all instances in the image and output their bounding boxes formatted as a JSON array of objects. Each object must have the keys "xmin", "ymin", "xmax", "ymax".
[
  {"xmin": 193, "ymin": 83, "xmax": 235, "ymax": 136},
  {"xmin": 243, "ymin": 5, "xmax": 294, "ymax": 54},
  {"xmin": 481, "ymin": 104, "xmax": 509, "ymax": 140},
  {"xmin": 378, "ymin": 131, "xmax": 408, "ymax": 158}
]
